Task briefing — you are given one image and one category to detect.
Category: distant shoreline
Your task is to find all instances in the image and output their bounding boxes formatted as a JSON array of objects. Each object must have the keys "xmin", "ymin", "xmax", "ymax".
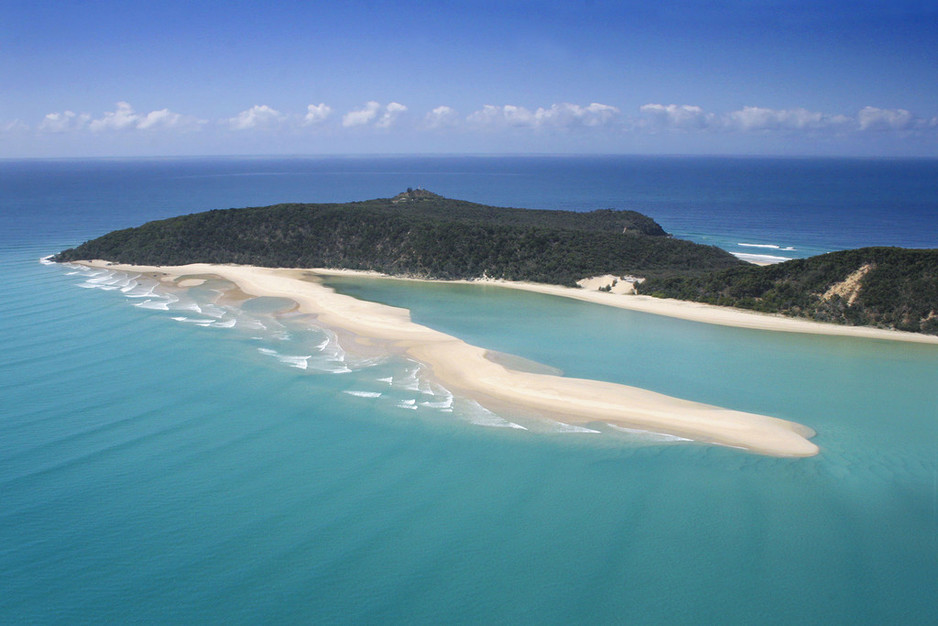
[
  {"xmin": 312, "ymin": 267, "xmax": 938, "ymax": 345},
  {"xmin": 74, "ymin": 260, "xmax": 822, "ymax": 457}
]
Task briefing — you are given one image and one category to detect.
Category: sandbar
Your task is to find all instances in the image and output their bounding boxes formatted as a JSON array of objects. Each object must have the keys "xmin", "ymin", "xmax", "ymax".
[{"xmin": 78, "ymin": 261, "xmax": 820, "ymax": 457}]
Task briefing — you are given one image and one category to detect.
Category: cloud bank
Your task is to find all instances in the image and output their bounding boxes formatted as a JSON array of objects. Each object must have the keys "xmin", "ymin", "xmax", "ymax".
[
  {"xmin": 638, "ymin": 103, "xmax": 927, "ymax": 135},
  {"xmin": 6, "ymin": 99, "xmax": 935, "ymax": 156},
  {"xmin": 228, "ymin": 105, "xmax": 284, "ymax": 131},
  {"xmin": 467, "ymin": 102, "xmax": 620, "ymax": 129},
  {"xmin": 342, "ymin": 102, "xmax": 407, "ymax": 128}
]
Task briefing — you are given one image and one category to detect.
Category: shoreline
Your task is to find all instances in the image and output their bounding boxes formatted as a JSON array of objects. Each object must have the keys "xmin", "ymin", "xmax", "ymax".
[
  {"xmin": 313, "ymin": 268, "xmax": 938, "ymax": 345},
  {"xmin": 75, "ymin": 260, "xmax": 820, "ymax": 457}
]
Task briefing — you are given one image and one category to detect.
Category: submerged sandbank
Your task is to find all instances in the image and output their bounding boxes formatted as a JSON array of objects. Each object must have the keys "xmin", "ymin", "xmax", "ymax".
[{"xmin": 78, "ymin": 261, "xmax": 819, "ymax": 457}]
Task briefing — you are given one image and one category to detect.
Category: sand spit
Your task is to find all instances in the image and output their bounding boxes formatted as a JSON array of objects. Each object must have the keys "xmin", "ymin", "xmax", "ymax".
[{"xmin": 78, "ymin": 261, "xmax": 822, "ymax": 457}]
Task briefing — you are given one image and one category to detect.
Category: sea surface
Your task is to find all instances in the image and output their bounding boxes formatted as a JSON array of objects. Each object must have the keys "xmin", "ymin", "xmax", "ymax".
[{"xmin": 2, "ymin": 156, "xmax": 937, "ymax": 623}]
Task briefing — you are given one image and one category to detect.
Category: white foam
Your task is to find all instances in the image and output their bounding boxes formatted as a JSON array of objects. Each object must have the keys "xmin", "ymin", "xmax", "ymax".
[
  {"xmin": 135, "ymin": 299, "xmax": 170, "ymax": 310},
  {"xmin": 606, "ymin": 423, "xmax": 692, "ymax": 442},
  {"xmin": 258, "ymin": 348, "xmax": 312, "ymax": 370},
  {"xmin": 317, "ymin": 330, "xmax": 346, "ymax": 361},
  {"xmin": 171, "ymin": 316, "xmax": 217, "ymax": 325},
  {"xmin": 313, "ymin": 338, "xmax": 330, "ymax": 351},
  {"xmin": 377, "ymin": 376, "xmax": 394, "ymax": 385},
  {"xmin": 460, "ymin": 400, "xmax": 526, "ymax": 429},
  {"xmin": 549, "ymin": 422, "xmax": 601, "ymax": 434},
  {"xmin": 732, "ymin": 252, "xmax": 792, "ymax": 265},
  {"xmin": 39, "ymin": 255, "xmax": 55, "ymax": 265},
  {"xmin": 348, "ymin": 355, "xmax": 388, "ymax": 370},
  {"xmin": 421, "ymin": 397, "xmax": 455, "ymax": 410},
  {"xmin": 737, "ymin": 242, "xmax": 795, "ymax": 250},
  {"xmin": 200, "ymin": 305, "xmax": 227, "ymax": 318},
  {"xmin": 85, "ymin": 272, "xmax": 116, "ymax": 284},
  {"xmin": 123, "ymin": 283, "xmax": 157, "ymax": 298},
  {"xmin": 213, "ymin": 318, "xmax": 237, "ymax": 328},
  {"xmin": 396, "ymin": 366, "xmax": 422, "ymax": 391},
  {"xmin": 343, "ymin": 390, "xmax": 383, "ymax": 398},
  {"xmin": 279, "ymin": 355, "xmax": 312, "ymax": 369},
  {"xmin": 113, "ymin": 274, "xmax": 139, "ymax": 289},
  {"xmin": 419, "ymin": 384, "xmax": 454, "ymax": 410},
  {"xmin": 397, "ymin": 399, "xmax": 419, "ymax": 410}
]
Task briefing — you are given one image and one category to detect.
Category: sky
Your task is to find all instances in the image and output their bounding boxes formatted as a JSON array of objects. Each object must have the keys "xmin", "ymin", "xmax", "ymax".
[{"xmin": 2, "ymin": 0, "xmax": 937, "ymax": 157}]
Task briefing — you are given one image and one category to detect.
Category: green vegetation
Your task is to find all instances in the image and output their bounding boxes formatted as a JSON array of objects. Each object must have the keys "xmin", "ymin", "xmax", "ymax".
[
  {"xmin": 640, "ymin": 247, "xmax": 938, "ymax": 334},
  {"xmin": 54, "ymin": 189, "xmax": 741, "ymax": 286},
  {"xmin": 56, "ymin": 189, "xmax": 937, "ymax": 334}
]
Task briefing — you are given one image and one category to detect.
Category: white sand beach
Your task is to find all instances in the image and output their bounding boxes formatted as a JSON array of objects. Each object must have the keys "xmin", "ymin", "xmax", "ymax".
[
  {"xmin": 313, "ymin": 269, "xmax": 938, "ymax": 345},
  {"xmin": 80, "ymin": 261, "xmax": 829, "ymax": 457}
]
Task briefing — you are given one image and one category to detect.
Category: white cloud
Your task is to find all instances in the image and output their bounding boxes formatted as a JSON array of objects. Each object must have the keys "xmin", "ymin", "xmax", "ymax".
[
  {"xmin": 728, "ymin": 106, "xmax": 815, "ymax": 131},
  {"xmin": 89, "ymin": 101, "xmax": 140, "ymax": 131},
  {"xmin": 2, "ymin": 119, "xmax": 29, "ymax": 133},
  {"xmin": 137, "ymin": 108, "xmax": 184, "ymax": 130},
  {"xmin": 45, "ymin": 102, "xmax": 198, "ymax": 133},
  {"xmin": 467, "ymin": 104, "xmax": 506, "ymax": 127},
  {"xmin": 376, "ymin": 102, "xmax": 407, "ymax": 128},
  {"xmin": 343, "ymin": 101, "xmax": 381, "ymax": 127},
  {"xmin": 857, "ymin": 106, "xmax": 914, "ymax": 131},
  {"xmin": 639, "ymin": 104, "xmax": 716, "ymax": 130},
  {"xmin": 38, "ymin": 110, "xmax": 89, "ymax": 133},
  {"xmin": 467, "ymin": 102, "xmax": 620, "ymax": 130},
  {"xmin": 424, "ymin": 105, "xmax": 459, "ymax": 129},
  {"xmin": 342, "ymin": 102, "xmax": 406, "ymax": 128},
  {"xmin": 502, "ymin": 105, "xmax": 537, "ymax": 127},
  {"xmin": 534, "ymin": 102, "xmax": 620, "ymax": 127},
  {"xmin": 228, "ymin": 105, "xmax": 285, "ymax": 131},
  {"xmin": 303, "ymin": 103, "xmax": 332, "ymax": 125},
  {"xmin": 640, "ymin": 103, "xmax": 864, "ymax": 133},
  {"xmin": 466, "ymin": 104, "xmax": 537, "ymax": 128},
  {"xmin": 724, "ymin": 106, "xmax": 853, "ymax": 132}
]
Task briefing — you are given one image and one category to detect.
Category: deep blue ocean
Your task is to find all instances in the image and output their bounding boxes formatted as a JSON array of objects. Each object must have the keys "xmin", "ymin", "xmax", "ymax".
[{"xmin": 2, "ymin": 156, "xmax": 937, "ymax": 623}]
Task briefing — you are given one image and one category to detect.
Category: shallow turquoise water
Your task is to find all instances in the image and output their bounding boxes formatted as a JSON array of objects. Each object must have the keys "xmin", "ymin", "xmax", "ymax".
[
  {"xmin": 2, "ymin": 156, "xmax": 938, "ymax": 623},
  {"xmin": 3, "ymin": 256, "xmax": 935, "ymax": 623}
]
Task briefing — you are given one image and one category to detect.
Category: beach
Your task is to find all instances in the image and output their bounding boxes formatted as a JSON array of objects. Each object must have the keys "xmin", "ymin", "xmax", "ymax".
[
  {"xmin": 79, "ymin": 261, "xmax": 826, "ymax": 457},
  {"xmin": 316, "ymin": 269, "xmax": 938, "ymax": 345}
]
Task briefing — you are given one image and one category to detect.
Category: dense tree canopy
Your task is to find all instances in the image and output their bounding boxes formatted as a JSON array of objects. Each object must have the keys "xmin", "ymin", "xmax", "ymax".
[
  {"xmin": 54, "ymin": 190, "xmax": 741, "ymax": 286},
  {"xmin": 640, "ymin": 247, "xmax": 938, "ymax": 334},
  {"xmin": 56, "ymin": 190, "xmax": 938, "ymax": 334}
]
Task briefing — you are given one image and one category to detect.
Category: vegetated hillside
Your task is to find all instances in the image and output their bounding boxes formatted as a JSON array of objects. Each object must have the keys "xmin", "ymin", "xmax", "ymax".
[
  {"xmin": 640, "ymin": 247, "xmax": 938, "ymax": 334},
  {"xmin": 54, "ymin": 190, "xmax": 742, "ymax": 286}
]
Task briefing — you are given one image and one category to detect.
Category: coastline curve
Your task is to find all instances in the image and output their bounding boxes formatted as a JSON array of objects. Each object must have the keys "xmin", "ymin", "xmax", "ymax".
[{"xmin": 74, "ymin": 261, "xmax": 821, "ymax": 457}]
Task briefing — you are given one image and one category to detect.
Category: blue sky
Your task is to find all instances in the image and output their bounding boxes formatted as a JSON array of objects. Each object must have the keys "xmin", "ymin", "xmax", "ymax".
[{"xmin": 2, "ymin": 0, "xmax": 936, "ymax": 157}]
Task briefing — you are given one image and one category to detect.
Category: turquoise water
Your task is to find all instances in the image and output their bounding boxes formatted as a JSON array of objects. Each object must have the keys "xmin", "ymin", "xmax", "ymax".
[{"xmin": 2, "ymin": 157, "xmax": 938, "ymax": 623}]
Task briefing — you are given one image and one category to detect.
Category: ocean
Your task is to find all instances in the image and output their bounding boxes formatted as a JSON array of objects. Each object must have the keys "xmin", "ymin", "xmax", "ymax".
[{"xmin": 2, "ymin": 156, "xmax": 937, "ymax": 623}]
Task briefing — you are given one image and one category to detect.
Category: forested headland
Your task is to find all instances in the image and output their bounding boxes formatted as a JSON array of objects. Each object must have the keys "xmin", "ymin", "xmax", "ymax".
[
  {"xmin": 54, "ymin": 189, "xmax": 741, "ymax": 285},
  {"xmin": 639, "ymin": 247, "xmax": 938, "ymax": 334},
  {"xmin": 55, "ymin": 189, "xmax": 938, "ymax": 334}
]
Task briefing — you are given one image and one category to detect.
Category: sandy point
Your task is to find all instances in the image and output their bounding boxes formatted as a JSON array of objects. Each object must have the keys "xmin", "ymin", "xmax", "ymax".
[{"xmin": 73, "ymin": 261, "xmax": 824, "ymax": 457}]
